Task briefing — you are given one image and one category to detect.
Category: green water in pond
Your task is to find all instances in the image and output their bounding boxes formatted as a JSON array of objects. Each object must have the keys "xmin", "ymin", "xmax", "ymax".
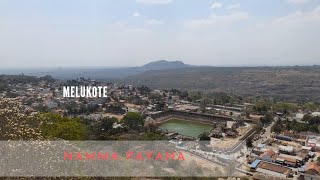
[{"xmin": 159, "ymin": 119, "xmax": 213, "ymax": 138}]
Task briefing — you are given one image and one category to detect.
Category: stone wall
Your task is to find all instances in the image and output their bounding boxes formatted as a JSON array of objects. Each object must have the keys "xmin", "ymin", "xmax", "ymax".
[{"xmin": 151, "ymin": 110, "xmax": 233, "ymax": 123}]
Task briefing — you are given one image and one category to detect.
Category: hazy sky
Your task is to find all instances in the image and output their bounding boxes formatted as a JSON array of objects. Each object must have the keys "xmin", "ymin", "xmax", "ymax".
[{"xmin": 0, "ymin": 0, "xmax": 320, "ymax": 68}]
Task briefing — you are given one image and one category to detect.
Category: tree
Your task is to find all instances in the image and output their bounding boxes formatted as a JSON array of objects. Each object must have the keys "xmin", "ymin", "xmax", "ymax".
[
  {"xmin": 39, "ymin": 113, "xmax": 86, "ymax": 140},
  {"xmin": 144, "ymin": 122, "xmax": 159, "ymax": 133},
  {"xmin": 271, "ymin": 120, "xmax": 283, "ymax": 133},
  {"xmin": 198, "ymin": 132, "xmax": 211, "ymax": 141},
  {"xmin": 137, "ymin": 85, "xmax": 151, "ymax": 96},
  {"xmin": 273, "ymin": 102, "xmax": 298, "ymax": 115},
  {"xmin": 246, "ymin": 138, "xmax": 253, "ymax": 148},
  {"xmin": 105, "ymin": 104, "xmax": 126, "ymax": 114},
  {"xmin": 179, "ymin": 91, "xmax": 189, "ymax": 100},
  {"xmin": 307, "ymin": 116, "xmax": 320, "ymax": 126},
  {"xmin": 303, "ymin": 102, "xmax": 319, "ymax": 111},
  {"xmin": 0, "ymin": 100, "xmax": 83, "ymax": 176},
  {"xmin": 293, "ymin": 123, "xmax": 308, "ymax": 132},
  {"xmin": 253, "ymin": 101, "xmax": 272, "ymax": 115},
  {"xmin": 155, "ymin": 101, "xmax": 165, "ymax": 111},
  {"xmin": 302, "ymin": 114, "xmax": 312, "ymax": 122},
  {"xmin": 188, "ymin": 91, "xmax": 202, "ymax": 102},
  {"xmin": 122, "ymin": 112, "xmax": 144, "ymax": 130},
  {"xmin": 100, "ymin": 117, "xmax": 117, "ymax": 132},
  {"xmin": 255, "ymin": 124, "xmax": 263, "ymax": 134},
  {"xmin": 0, "ymin": 99, "xmax": 42, "ymax": 140},
  {"xmin": 39, "ymin": 75, "xmax": 55, "ymax": 82},
  {"xmin": 148, "ymin": 93, "xmax": 163, "ymax": 102},
  {"xmin": 94, "ymin": 117, "xmax": 121, "ymax": 139},
  {"xmin": 308, "ymin": 125, "xmax": 319, "ymax": 133},
  {"xmin": 260, "ymin": 112, "xmax": 273, "ymax": 125}
]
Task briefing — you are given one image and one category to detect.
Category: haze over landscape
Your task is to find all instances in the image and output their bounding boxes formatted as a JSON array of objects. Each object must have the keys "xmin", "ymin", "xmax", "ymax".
[
  {"xmin": 1, "ymin": 0, "xmax": 320, "ymax": 68},
  {"xmin": 2, "ymin": 2, "xmax": 320, "ymax": 179},
  {"xmin": 1, "ymin": 0, "xmax": 320, "ymax": 103}
]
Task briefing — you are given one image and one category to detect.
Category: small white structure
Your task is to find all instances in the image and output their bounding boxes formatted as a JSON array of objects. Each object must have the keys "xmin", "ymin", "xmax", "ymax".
[{"xmin": 311, "ymin": 112, "xmax": 320, "ymax": 117}]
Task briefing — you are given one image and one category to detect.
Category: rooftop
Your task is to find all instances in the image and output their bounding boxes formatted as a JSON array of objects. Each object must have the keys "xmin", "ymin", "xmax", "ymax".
[
  {"xmin": 305, "ymin": 162, "xmax": 320, "ymax": 175},
  {"xmin": 279, "ymin": 145, "xmax": 294, "ymax": 152},
  {"xmin": 250, "ymin": 159, "xmax": 261, "ymax": 168},
  {"xmin": 257, "ymin": 161, "xmax": 291, "ymax": 175}
]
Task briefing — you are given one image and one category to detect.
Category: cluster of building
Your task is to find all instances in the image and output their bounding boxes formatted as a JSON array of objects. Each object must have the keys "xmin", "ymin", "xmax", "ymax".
[
  {"xmin": 210, "ymin": 121, "xmax": 246, "ymax": 138},
  {"xmin": 248, "ymin": 131, "xmax": 320, "ymax": 179},
  {"xmin": 2, "ymin": 77, "xmax": 320, "ymax": 179},
  {"xmin": 1, "ymin": 78, "xmax": 252, "ymax": 123}
]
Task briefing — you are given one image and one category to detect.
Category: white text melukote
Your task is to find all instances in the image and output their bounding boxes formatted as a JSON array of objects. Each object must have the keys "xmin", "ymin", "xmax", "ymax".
[{"xmin": 63, "ymin": 86, "xmax": 108, "ymax": 98}]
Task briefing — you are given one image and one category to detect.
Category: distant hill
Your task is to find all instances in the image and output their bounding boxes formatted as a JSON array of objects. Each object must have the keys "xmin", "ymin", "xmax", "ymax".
[
  {"xmin": 140, "ymin": 60, "xmax": 190, "ymax": 71},
  {"xmin": 119, "ymin": 66, "xmax": 320, "ymax": 102},
  {"xmin": 4, "ymin": 60, "xmax": 191, "ymax": 80}
]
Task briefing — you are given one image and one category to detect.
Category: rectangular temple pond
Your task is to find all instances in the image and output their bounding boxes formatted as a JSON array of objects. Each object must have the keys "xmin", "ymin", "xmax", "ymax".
[{"xmin": 159, "ymin": 119, "xmax": 213, "ymax": 138}]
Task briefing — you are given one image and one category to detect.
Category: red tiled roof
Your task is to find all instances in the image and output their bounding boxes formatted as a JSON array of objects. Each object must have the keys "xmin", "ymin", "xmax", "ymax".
[
  {"xmin": 305, "ymin": 162, "xmax": 320, "ymax": 174},
  {"xmin": 259, "ymin": 149, "xmax": 276, "ymax": 158},
  {"xmin": 257, "ymin": 162, "xmax": 291, "ymax": 175}
]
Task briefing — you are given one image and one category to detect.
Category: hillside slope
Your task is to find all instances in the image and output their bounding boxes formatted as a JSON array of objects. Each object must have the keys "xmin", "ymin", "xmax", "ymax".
[{"xmin": 119, "ymin": 66, "xmax": 320, "ymax": 102}]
